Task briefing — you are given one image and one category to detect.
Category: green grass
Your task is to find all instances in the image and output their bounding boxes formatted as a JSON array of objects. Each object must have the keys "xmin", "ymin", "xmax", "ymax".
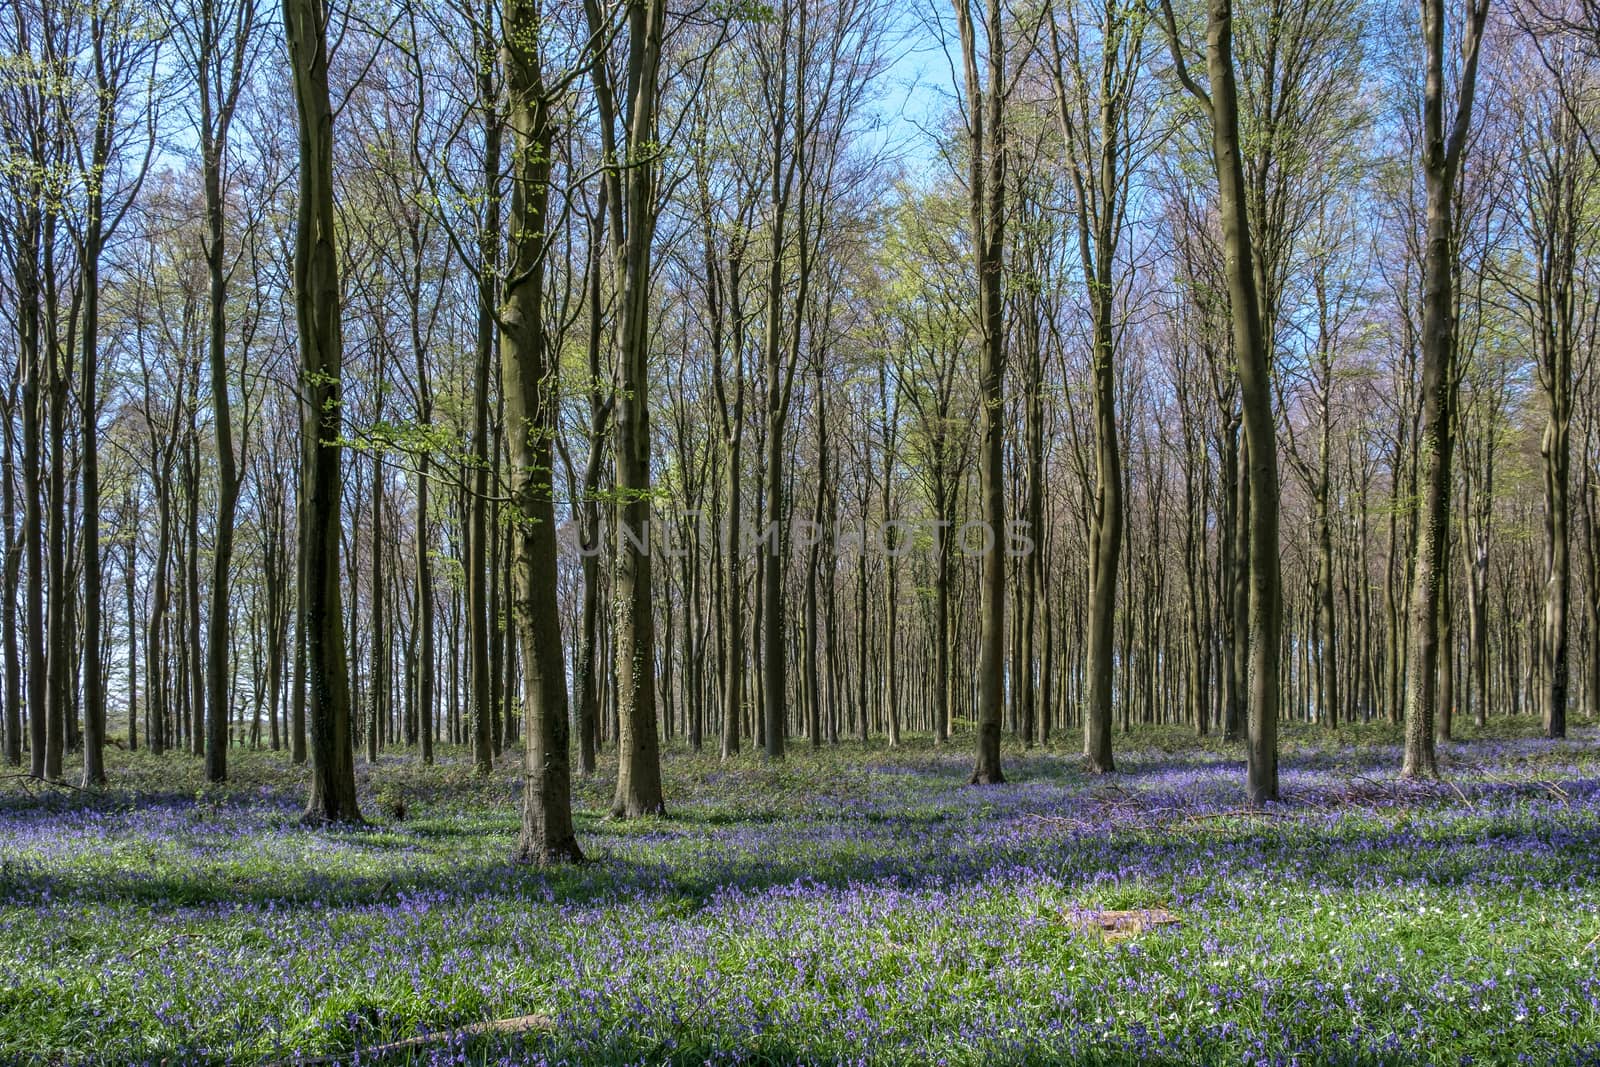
[{"xmin": 1, "ymin": 719, "xmax": 1598, "ymax": 1065}]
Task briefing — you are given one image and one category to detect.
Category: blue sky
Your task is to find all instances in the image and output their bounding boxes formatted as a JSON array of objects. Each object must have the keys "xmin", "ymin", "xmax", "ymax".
[{"xmin": 866, "ymin": 3, "xmax": 961, "ymax": 182}]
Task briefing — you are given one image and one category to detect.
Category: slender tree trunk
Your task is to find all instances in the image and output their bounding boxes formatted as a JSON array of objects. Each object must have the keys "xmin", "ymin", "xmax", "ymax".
[
  {"xmin": 717, "ymin": 355, "xmax": 744, "ymax": 759},
  {"xmin": 203, "ymin": 117, "xmax": 239, "ymax": 785},
  {"xmin": 1, "ymin": 409, "xmax": 17, "ymax": 767},
  {"xmin": 80, "ymin": 232, "xmax": 107, "ymax": 786},
  {"xmin": 285, "ymin": 0, "xmax": 361, "ymax": 823},
  {"xmin": 575, "ymin": 190, "xmax": 609, "ymax": 775},
  {"xmin": 1436, "ymin": 528, "xmax": 1455, "ymax": 743},
  {"xmin": 368, "ymin": 388, "xmax": 385, "ymax": 765},
  {"xmin": 956, "ymin": 0, "xmax": 1007, "ymax": 785},
  {"xmin": 719, "ymin": 400, "xmax": 743, "ymax": 760},
  {"xmin": 758, "ymin": 2, "xmax": 810, "ymax": 761},
  {"xmin": 1083, "ymin": 288, "xmax": 1121, "ymax": 772},
  {"xmin": 502, "ymin": 9, "xmax": 582, "ymax": 860},
  {"xmin": 1163, "ymin": 0, "xmax": 1282, "ymax": 801},
  {"xmin": 148, "ymin": 486, "xmax": 171, "ymax": 756},
  {"xmin": 17, "ymin": 206, "xmax": 45, "ymax": 777},
  {"xmin": 1048, "ymin": 2, "xmax": 1138, "ymax": 769},
  {"xmin": 589, "ymin": 0, "xmax": 667, "ymax": 818},
  {"xmin": 1535, "ymin": 142, "xmax": 1578, "ymax": 739},
  {"xmin": 1581, "ymin": 474, "xmax": 1599, "ymax": 720},
  {"xmin": 1316, "ymin": 376, "xmax": 1338, "ymax": 730},
  {"xmin": 185, "ymin": 431, "xmax": 205, "ymax": 758},
  {"xmin": 879, "ymin": 362, "xmax": 900, "ymax": 749},
  {"xmin": 805, "ymin": 370, "xmax": 826, "ymax": 750},
  {"xmin": 123, "ymin": 527, "xmax": 137, "ymax": 752},
  {"xmin": 414, "ymin": 396, "xmax": 435, "ymax": 763},
  {"xmin": 1218, "ymin": 416, "xmax": 1241, "ymax": 740},
  {"xmin": 1404, "ymin": 0, "xmax": 1487, "ymax": 777},
  {"xmin": 1021, "ymin": 332, "xmax": 1042, "ymax": 750},
  {"xmin": 935, "ymin": 481, "xmax": 952, "ymax": 745},
  {"xmin": 468, "ymin": 11, "xmax": 501, "ymax": 778},
  {"xmin": 43, "ymin": 233, "xmax": 68, "ymax": 782}
]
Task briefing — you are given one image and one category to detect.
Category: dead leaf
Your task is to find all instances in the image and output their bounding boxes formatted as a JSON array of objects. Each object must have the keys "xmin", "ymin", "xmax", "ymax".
[{"xmin": 1071, "ymin": 907, "xmax": 1182, "ymax": 943}]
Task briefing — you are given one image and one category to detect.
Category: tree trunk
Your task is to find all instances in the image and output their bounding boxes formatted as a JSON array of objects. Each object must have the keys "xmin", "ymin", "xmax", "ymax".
[
  {"xmin": 368, "ymin": 388, "xmax": 385, "ymax": 765},
  {"xmin": 1403, "ymin": 0, "xmax": 1487, "ymax": 778},
  {"xmin": 80, "ymin": 219, "xmax": 107, "ymax": 786},
  {"xmin": 123, "ymin": 524, "xmax": 138, "ymax": 751},
  {"xmin": 468, "ymin": 8, "xmax": 500, "ymax": 778},
  {"xmin": 43, "ymin": 227, "xmax": 68, "ymax": 781},
  {"xmin": 185, "ymin": 426, "xmax": 205, "ymax": 758},
  {"xmin": 2, "ymin": 384, "xmax": 21, "ymax": 766},
  {"xmin": 1581, "ymin": 475, "xmax": 1599, "ymax": 720},
  {"xmin": 502, "ymin": 8, "xmax": 582, "ymax": 861},
  {"xmin": 414, "ymin": 390, "xmax": 435, "ymax": 764},
  {"xmin": 1163, "ymin": 0, "xmax": 1282, "ymax": 801},
  {"xmin": 956, "ymin": 0, "xmax": 1007, "ymax": 786},
  {"xmin": 203, "ymin": 107, "xmax": 239, "ymax": 785},
  {"xmin": 1083, "ymin": 287, "xmax": 1121, "ymax": 772},
  {"xmin": 588, "ymin": 0, "xmax": 667, "ymax": 818},
  {"xmin": 17, "ymin": 203, "xmax": 46, "ymax": 778},
  {"xmin": 284, "ymin": 0, "xmax": 361, "ymax": 823}
]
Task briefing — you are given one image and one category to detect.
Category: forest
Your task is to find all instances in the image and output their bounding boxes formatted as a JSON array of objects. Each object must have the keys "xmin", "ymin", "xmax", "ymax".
[{"xmin": 2, "ymin": 0, "xmax": 1600, "ymax": 1061}]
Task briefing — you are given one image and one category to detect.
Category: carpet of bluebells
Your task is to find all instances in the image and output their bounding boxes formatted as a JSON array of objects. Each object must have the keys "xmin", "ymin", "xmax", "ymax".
[{"xmin": 2, "ymin": 719, "xmax": 1600, "ymax": 1066}]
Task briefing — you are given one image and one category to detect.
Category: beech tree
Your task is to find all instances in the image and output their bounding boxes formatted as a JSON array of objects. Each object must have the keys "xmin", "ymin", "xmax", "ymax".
[
  {"xmin": 952, "ymin": 0, "xmax": 1012, "ymax": 786},
  {"xmin": 1044, "ymin": 0, "xmax": 1149, "ymax": 773},
  {"xmin": 284, "ymin": 0, "xmax": 361, "ymax": 822},
  {"xmin": 1402, "ymin": 0, "xmax": 1490, "ymax": 778},
  {"xmin": 1160, "ymin": 0, "xmax": 1282, "ymax": 803},
  {"xmin": 4, "ymin": 0, "xmax": 1598, "ymax": 821},
  {"xmin": 499, "ymin": 0, "xmax": 583, "ymax": 863},
  {"xmin": 585, "ymin": 0, "xmax": 668, "ymax": 817}
]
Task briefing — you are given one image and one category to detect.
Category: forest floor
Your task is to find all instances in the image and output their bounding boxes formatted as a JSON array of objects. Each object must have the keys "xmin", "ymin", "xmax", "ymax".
[{"xmin": 2, "ymin": 719, "xmax": 1599, "ymax": 1065}]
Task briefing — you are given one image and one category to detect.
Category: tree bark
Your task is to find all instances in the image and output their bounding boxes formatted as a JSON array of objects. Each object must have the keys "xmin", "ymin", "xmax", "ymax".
[
  {"xmin": 1403, "ymin": 0, "xmax": 1488, "ymax": 778},
  {"xmin": 501, "ymin": 0, "xmax": 582, "ymax": 862},
  {"xmin": 1162, "ymin": 0, "xmax": 1282, "ymax": 802},
  {"xmin": 468, "ymin": 3, "xmax": 501, "ymax": 777},
  {"xmin": 2, "ymin": 382, "xmax": 20, "ymax": 767},
  {"xmin": 284, "ymin": 0, "xmax": 361, "ymax": 823},
  {"xmin": 198, "ymin": 0, "xmax": 250, "ymax": 781},
  {"xmin": 955, "ymin": 0, "xmax": 1007, "ymax": 786},
  {"xmin": 586, "ymin": 0, "xmax": 667, "ymax": 817}
]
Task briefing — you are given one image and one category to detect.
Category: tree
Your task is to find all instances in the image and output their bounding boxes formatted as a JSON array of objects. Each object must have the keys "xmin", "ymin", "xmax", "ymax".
[
  {"xmin": 887, "ymin": 188, "xmax": 975, "ymax": 748},
  {"xmin": 1502, "ymin": 36, "xmax": 1599, "ymax": 740},
  {"xmin": 1402, "ymin": 0, "xmax": 1490, "ymax": 778},
  {"xmin": 173, "ymin": 0, "xmax": 260, "ymax": 783},
  {"xmin": 284, "ymin": 0, "xmax": 361, "ymax": 823},
  {"xmin": 1161, "ymin": 0, "xmax": 1282, "ymax": 804},
  {"xmin": 0, "ymin": 0, "xmax": 72, "ymax": 780},
  {"xmin": 465, "ymin": 0, "xmax": 501, "ymax": 778},
  {"xmin": 1045, "ymin": 0, "xmax": 1147, "ymax": 773},
  {"xmin": 569, "ymin": 175, "xmax": 613, "ymax": 776},
  {"xmin": 66, "ymin": 0, "xmax": 158, "ymax": 785},
  {"xmin": 501, "ymin": 0, "xmax": 583, "ymax": 863},
  {"xmin": 953, "ymin": 0, "xmax": 1011, "ymax": 786},
  {"xmin": 585, "ymin": 0, "xmax": 667, "ymax": 817},
  {"xmin": 754, "ymin": 0, "xmax": 810, "ymax": 761},
  {"xmin": 686, "ymin": 80, "xmax": 757, "ymax": 761}
]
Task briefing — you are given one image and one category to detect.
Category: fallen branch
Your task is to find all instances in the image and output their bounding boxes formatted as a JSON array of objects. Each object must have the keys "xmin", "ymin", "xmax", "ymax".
[
  {"xmin": 1028, "ymin": 814, "xmax": 1094, "ymax": 830},
  {"xmin": 1182, "ymin": 808, "xmax": 1291, "ymax": 823},
  {"xmin": 0, "ymin": 773, "xmax": 99, "ymax": 795},
  {"xmin": 1538, "ymin": 779, "xmax": 1571, "ymax": 801},
  {"xmin": 266, "ymin": 1014, "xmax": 554, "ymax": 1067}
]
